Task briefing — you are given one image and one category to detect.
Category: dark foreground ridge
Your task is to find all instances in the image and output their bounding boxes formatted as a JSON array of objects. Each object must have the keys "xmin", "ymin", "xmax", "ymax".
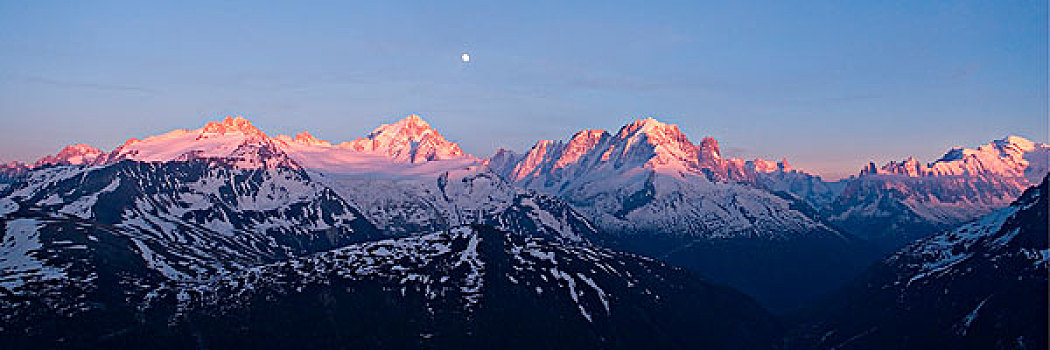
[
  {"xmin": 789, "ymin": 175, "xmax": 1049, "ymax": 349},
  {"xmin": 1, "ymin": 225, "xmax": 781, "ymax": 349}
]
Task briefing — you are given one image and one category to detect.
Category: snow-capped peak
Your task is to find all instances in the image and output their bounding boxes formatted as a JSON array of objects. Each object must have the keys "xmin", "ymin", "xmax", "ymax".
[
  {"xmin": 615, "ymin": 117, "xmax": 668, "ymax": 137},
  {"xmin": 570, "ymin": 129, "xmax": 609, "ymax": 145},
  {"xmin": 554, "ymin": 130, "xmax": 608, "ymax": 169},
  {"xmin": 291, "ymin": 131, "xmax": 332, "ymax": 146},
  {"xmin": 60, "ymin": 114, "xmax": 477, "ymax": 175},
  {"xmin": 198, "ymin": 116, "xmax": 267, "ymax": 139},
  {"xmin": 861, "ymin": 136, "xmax": 1048, "ymax": 184},
  {"xmin": 614, "ymin": 118, "xmax": 691, "ymax": 147},
  {"xmin": 343, "ymin": 114, "xmax": 467, "ymax": 164},
  {"xmin": 34, "ymin": 144, "xmax": 103, "ymax": 167},
  {"xmin": 995, "ymin": 135, "xmax": 1037, "ymax": 153},
  {"xmin": 96, "ymin": 116, "xmax": 299, "ymax": 169},
  {"xmin": 608, "ymin": 118, "xmax": 702, "ymax": 172},
  {"xmin": 366, "ymin": 114, "xmax": 433, "ymax": 140}
]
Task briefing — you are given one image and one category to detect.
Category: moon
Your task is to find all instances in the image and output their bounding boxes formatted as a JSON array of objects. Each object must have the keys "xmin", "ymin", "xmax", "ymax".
[{"xmin": 461, "ymin": 53, "xmax": 470, "ymax": 63}]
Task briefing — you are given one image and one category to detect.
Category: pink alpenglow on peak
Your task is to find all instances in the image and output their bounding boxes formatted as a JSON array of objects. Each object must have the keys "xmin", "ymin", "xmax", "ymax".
[
  {"xmin": 344, "ymin": 114, "xmax": 467, "ymax": 164},
  {"xmin": 554, "ymin": 130, "xmax": 608, "ymax": 169},
  {"xmin": 509, "ymin": 139, "xmax": 557, "ymax": 181},
  {"xmin": 98, "ymin": 115, "xmax": 288, "ymax": 167},
  {"xmin": 85, "ymin": 114, "xmax": 475, "ymax": 174},
  {"xmin": 274, "ymin": 131, "xmax": 332, "ymax": 147},
  {"xmin": 615, "ymin": 117, "xmax": 667, "ymax": 137},
  {"xmin": 292, "ymin": 132, "xmax": 332, "ymax": 147},
  {"xmin": 748, "ymin": 158, "xmax": 792, "ymax": 173},
  {"xmin": 698, "ymin": 137, "xmax": 722, "ymax": 160},
  {"xmin": 198, "ymin": 116, "xmax": 268, "ymax": 139},
  {"xmin": 34, "ymin": 144, "xmax": 103, "ymax": 167},
  {"xmin": 860, "ymin": 135, "xmax": 1049, "ymax": 184},
  {"xmin": 489, "ymin": 116, "xmax": 841, "ymax": 248},
  {"xmin": 504, "ymin": 117, "xmax": 814, "ymax": 187},
  {"xmin": 610, "ymin": 118, "xmax": 705, "ymax": 171},
  {"xmin": 836, "ymin": 135, "xmax": 1050, "ymax": 233},
  {"xmin": 615, "ymin": 118, "xmax": 694, "ymax": 153}
]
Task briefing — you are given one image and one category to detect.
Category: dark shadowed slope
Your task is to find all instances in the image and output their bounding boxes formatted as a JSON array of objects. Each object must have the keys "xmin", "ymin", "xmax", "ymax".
[
  {"xmin": 2, "ymin": 225, "xmax": 781, "ymax": 349},
  {"xmin": 791, "ymin": 175, "xmax": 1048, "ymax": 349}
]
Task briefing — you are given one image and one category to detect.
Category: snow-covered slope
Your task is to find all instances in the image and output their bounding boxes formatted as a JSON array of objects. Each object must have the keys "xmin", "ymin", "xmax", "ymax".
[
  {"xmin": 277, "ymin": 132, "xmax": 477, "ymax": 179},
  {"xmin": 497, "ymin": 118, "xmax": 839, "ymax": 240},
  {"xmin": 1, "ymin": 225, "xmax": 781, "ymax": 349},
  {"xmin": 0, "ymin": 115, "xmax": 599, "ymax": 288},
  {"xmin": 829, "ymin": 136, "xmax": 1050, "ymax": 249},
  {"xmin": 864, "ymin": 136, "xmax": 1047, "ymax": 183},
  {"xmin": 0, "ymin": 159, "xmax": 380, "ymax": 288},
  {"xmin": 339, "ymin": 114, "xmax": 468, "ymax": 164},
  {"xmin": 319, "ymin": 166, "xmax": 600, "ymax": 243},
  {"xmin": 96, "ymin": 116, "xmax": 300, "ymax": 169},
  {"xmin": 798, "ymin": 175, "xmax": 1048, "ymax": 349},
  {"xmin": 490, "ymin": 118, "xmax": 869, "ymax": 311},
  {"xmin": 90, "ymin": 115, "xmax": 598, "ymax": 242},
  {"xmin": 743, "ymin": 159, "xmax": 847, "ymax": 209}
]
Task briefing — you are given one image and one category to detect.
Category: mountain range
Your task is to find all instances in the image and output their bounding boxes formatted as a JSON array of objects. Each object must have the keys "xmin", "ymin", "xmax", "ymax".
[
  {"xmin": 829, "ymin": 136, "xmax": 1048, "ymax": 251},
  {"xmin": 1, "ymin": 114, "xmax": 1046, "ymax": 348}
]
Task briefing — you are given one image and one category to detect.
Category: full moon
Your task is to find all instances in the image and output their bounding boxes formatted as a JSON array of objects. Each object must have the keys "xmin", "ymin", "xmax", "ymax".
[{"xmin": 461, "ymin": 53, "xmax": 470, "ymax": 63}]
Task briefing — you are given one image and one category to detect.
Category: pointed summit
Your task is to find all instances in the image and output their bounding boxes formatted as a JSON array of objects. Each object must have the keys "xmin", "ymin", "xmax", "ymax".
[
  {"xmin": 610, "ymin": 118, "xmax": 700, "ymax": 171},
  {"xmin": 615, "ymin": 117, "xmax": 674, "ymax": 139},
  {"xmin": 346, "ymin": 115, "xmax": 467, "ymax": 164},
  {"xmin": 614, "ymin": 118, "xmax": 693, "ymax": 149},
  {"xmin": 366, "ymin": 114, "xmax": 434, "ymax": 140}
]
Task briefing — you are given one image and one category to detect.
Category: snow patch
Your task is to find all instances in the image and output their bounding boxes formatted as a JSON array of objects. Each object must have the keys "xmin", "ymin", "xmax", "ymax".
[{"xmin": 0, "ymin": 219, "xmax": 66, "ymax": 292}]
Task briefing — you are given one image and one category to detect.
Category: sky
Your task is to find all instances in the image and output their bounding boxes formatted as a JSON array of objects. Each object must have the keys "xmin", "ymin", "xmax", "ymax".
[{"xmin": 0, "ymin": 0, "xmax": 1046, "ymax": 179}]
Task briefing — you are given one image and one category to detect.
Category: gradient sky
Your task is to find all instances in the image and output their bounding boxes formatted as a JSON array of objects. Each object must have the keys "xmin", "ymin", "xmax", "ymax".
[{"xmin": 1, "ymin": 1, "xmax": 1046, "ymax": 179}]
